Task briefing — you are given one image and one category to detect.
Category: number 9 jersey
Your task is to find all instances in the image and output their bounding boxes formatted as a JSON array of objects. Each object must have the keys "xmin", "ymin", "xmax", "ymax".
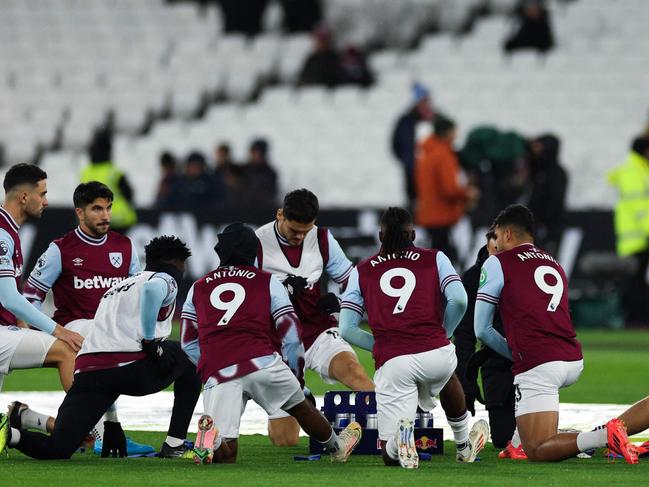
[
  {"xmin": 477, "ymin": 243, "xmax": 582, "ymax": 375},
  {"xmin": 341, "ymin": 247, "xmax": 461, "ymax": 368}
]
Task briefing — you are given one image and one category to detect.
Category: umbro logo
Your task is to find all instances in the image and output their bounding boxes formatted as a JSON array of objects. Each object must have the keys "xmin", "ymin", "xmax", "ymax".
[{"xmin": 73, "ymin": 258, "xmax": 84, "ymax": 267}]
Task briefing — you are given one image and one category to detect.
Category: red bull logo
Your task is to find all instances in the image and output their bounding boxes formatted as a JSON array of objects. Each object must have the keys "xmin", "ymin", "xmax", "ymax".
[{"xmin": 415, "ymin": 435, "xmax": 437, "ymax": 450}]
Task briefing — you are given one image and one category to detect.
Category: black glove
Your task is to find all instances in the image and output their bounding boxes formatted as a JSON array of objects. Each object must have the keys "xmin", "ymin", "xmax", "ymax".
[
  {"xmin": 102, "ymin": 421, "xmax": 127, "ymax": 458},
  {"xmin": 141, "ymin": 339, "xmax": 176, "ymax": 375},
  {"xmin": 317, "ymin": 293, "xmax": 341, "ymax": 314},
  {"xmin": 283, "ymin": 275, "xmax": 308, "ymax": 300}
]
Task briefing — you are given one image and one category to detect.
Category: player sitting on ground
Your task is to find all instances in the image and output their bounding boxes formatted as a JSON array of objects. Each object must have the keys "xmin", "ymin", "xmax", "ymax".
[
  {"xmin": 255, "ymin": 189, "xmax": 374, "ymax": 446},
  {"xmin": 474, "ymin": 204, "xmax": 636, "ymax": 463},
  {"xmin": 0, "ymin": 164, "xmax": 83, "ymax": 394},
  {"xmin": 180, "ymin": 223, "xmax": 362, "ymax": 464},
  {"xmin": 339, "ymin": 207, "xmax": 489, "ymax": 468},
  {"xmin": 0, "ymin": 236, "xmax": 201, "ymax": 460},
  {"xmin": 19, "ymin": 181, "xmax": 154, "ymax": 456}
]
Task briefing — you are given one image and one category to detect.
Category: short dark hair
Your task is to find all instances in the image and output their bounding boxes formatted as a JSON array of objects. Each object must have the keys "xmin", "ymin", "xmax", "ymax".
[
  {"xmin": 160, "ymin": 152, "xmax": 176, "ymax": 169},
  {"xmin": 145, "ymin": 235, "xmax": 192, "ymax": 266},
  {"xmin": 493, "ymin": 204, "xmax": 535, "ymax": 238},
  {"xmin": 380, "ymin": 207, "xmax": 414, "ymax": 256},
  {"xmin": 88, "ymin": 129, "xmax": 112, "ymax": 163},
  {"xmin": 3, "ymin": 163, "xmax": 47, "ymax": 193},
  {"xmin": 73, "ymin": 181, "xmax": 113, "ymax": 208},
  {"xmin": 485, "ymin": 227, "xmax": 496, "ymax": 241},
  {"xmin": 217, "ymin": 143, "xmax": 231, "ymax": 155},
  {"xmin": 283, "ymin": 189, "xmax": 319, "ymax": 223}
]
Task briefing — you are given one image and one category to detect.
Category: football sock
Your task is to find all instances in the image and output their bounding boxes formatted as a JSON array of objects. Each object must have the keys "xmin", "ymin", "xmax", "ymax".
[
  {"xmin": 21, "ymin": 408, "xmax": 50, "ymax": 433},
  {"xmin": 319, "ymin": 429, "xmax": 341, "ymax": 453},
  {"xmin": 577, "ymin": 428, "xmax": 607, "ymax": 452},
  {"xmin": 446, "ymin": 411, "xmax": 470, "ymax": 451},
  {"xmin": 511, "ymin": 429, "xmax": 522, "ymax": 448},
  {"xmin": 104, "ymin": 404, "xmax": 119, "ymax": 423},
  {"xmin": 385, "ymin": 437, "xmax": 399, "ymax": 460},
  {"xmin": 165, "ymin": 436, "xmax": 184, "ymax": 448},
  {"xmin": 9, "ymin": 428, "xmax": 20, "ymax": 447}
]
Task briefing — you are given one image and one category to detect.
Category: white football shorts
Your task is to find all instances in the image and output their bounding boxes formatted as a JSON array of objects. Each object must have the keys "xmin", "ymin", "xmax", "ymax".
[
  {"xmin": 0, "ymin": 326, "xmax": 56, "ymax": 375},
  {"xmin": 203, "ymin": 355, "xmax": 304, "ymax": 438},
  {"xmin": 513, "ymin": 359, "xmax": 584, "ymax": 417},
  {"xmin": 65, "ymin": 318, "xmax": 94, "ymax": 337},
  {"xmin": 374, "ymin": 344, "xmax": 456, "ymax": 441}
]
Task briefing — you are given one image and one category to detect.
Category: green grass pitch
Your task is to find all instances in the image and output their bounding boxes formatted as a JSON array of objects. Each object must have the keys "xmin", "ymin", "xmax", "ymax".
[{"xmin": 3, "ymin": 330, "xmax": 649, "ymax": 484}]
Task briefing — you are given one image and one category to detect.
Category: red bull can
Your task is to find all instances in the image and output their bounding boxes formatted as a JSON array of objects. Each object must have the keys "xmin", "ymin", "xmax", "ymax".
[
  {"xmin": 365, "ymin": 414, "xmax": 378, "ymax": 429},
  {"xmin": 420, "ymin": 412, "xmax": 433, "ymax": 428}
]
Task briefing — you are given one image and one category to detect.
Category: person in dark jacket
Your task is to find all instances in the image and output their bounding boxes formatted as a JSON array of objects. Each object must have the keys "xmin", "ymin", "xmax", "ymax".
[
  {"xmin": 239, "ymin": 139, "xmax": 278, "ymax": 210},
  {"xmin": 454, "ymin": 229, "xmax": 516, "ymax": 449},
  {"xmin": 504, "ymin": 0, "xmax": 554, "ymax": 54},
  {"xmin": 391, "ymin": 83, "xmax": 434, "ymax": 207},
  {"xmin": 298, "ymin": 28, "xmax": 342, "ymax": 88},
  {"xmin": 526, "ymin": 134, "xmax": 567, "ymax": 253}
]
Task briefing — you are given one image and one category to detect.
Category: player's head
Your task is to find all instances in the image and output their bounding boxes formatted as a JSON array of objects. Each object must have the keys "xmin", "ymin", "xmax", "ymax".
[
  {"xmin": 276, "ymin": 189, "xmax": 319, "ymax": 246},
  {"xmin": 214, "ymin": 223, "xmax": 259, "ymax": 267},
  {"xmin": 492, "ymin": 204, "xmax": 535, "ymax": 252},
  {"xmin": 73, "ymin": 181, "xmax": 114, "ymax": 237},
  {"xmin": 486, "ymin": 227, "xmax": 498, "ymax": 256},
  {"xmin": 3, "ymin": 163, "xmax": 48, "ymax": 220},
  {"xmin": 379, "ymin": 207, "xmax": 415, "ymax": 256},
  {"xmin": 144, "ymin": 235, "xmax": 192, "ymax": 283}
]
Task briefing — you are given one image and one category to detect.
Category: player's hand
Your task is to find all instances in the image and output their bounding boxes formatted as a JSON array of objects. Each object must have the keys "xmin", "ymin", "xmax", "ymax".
[
  {"xmin": 317, "ymin": 293, "xmax": 341, "ymax": 314},
  {"xmin": 53, "ymin": 324, "xmax": 84, "ymax": 352},
  {"xmin": 283, "ymin": 275, "xmax": 308, "ymax": 299},
  {"xmin": 141, "ymin": 339, "xmax": 175, "ymax": 375},
  {"xmin": 101, "ymin": 421, "xmax": 127, "ymax": 458}
]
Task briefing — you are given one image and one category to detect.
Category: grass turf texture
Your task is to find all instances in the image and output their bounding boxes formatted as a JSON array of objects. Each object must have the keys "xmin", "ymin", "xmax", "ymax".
[
  {"xmin": 4, "ymin": 329, "xmax": 649, "ymax": 404},
  {"xmin": 4, "ymin": 433, "xmax": 648, "ymax": 486},
  {"xmin": 3, "ymin": 330, "xmax": 649, "ymax": 484}
]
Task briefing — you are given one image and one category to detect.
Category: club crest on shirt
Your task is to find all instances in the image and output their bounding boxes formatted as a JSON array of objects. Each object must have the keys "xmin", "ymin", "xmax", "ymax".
[
  {"xmin": 109, "ymin": 252, "xmax": 123, "ymax": 268},
  {"xmin": 0, "ymin": 240, "xmax": 8, "ymax": 256}
]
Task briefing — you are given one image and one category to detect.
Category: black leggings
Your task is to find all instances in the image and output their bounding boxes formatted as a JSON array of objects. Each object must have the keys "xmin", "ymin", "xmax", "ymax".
[{"xmin": 17, "ymin": 341, "xmax": 201, "ymax": 460}]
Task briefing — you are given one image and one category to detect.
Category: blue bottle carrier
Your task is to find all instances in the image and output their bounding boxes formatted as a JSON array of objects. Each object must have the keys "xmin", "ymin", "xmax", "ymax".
[{"xmin": 309, "ymin": 390, "xmax": 443, "ymax": 456}]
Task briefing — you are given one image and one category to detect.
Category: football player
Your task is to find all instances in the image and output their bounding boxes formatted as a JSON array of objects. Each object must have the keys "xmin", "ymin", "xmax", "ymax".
[
  {"xmin": 475, "ymin": 204, "xmax": 635, "ymax": 463},
  {"xmin": 181, "ymin": 223, "xmax": 361, "ymax": 464},
  {"xmin": 256, "ymin": 189, "xmax": 374, "ymax": 446},
  {"xmin": 0, "ymin": 164, "xmax": 83, "ymax": 393},
  {"xmin": 0, "ymin": 236, "xmax": 201, "ymax": 460},
  {"xmin": 339, "ymin": 207, "xmax": 489, "ymax": 468},
  {"xmin": 18, "ymin": 181, "xmax": 155, "ymax": 456}
]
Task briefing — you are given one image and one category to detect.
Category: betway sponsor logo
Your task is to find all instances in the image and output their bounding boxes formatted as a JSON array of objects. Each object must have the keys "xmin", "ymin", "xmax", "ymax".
[{"xmin": 74, "ymin": 275, "xmax": 125, "ymax": 290}]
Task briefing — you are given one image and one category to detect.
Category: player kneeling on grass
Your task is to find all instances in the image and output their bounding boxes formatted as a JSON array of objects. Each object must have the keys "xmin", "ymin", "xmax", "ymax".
[
  {"xmin": 0, "ymin": 236, "xmax": 201, "ymax": 459},
  {"xmin": 180, "ymin": 223, "xmax": 361, "ymax": 464},
  {"xmin": 339, "ymin": 207, "xmax": 489, "ymax": 469},
  {"xmin": 474, "ymin": 204, "xmax": 637, "ymax": 463}
]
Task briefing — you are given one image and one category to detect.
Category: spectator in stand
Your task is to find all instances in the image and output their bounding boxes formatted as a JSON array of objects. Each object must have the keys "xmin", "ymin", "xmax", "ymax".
[
  {"xmin": 339, "ymin": 45, "xmax": 374, "ymax": 87},
  {"xmin": 503, "ymin": 0, "xmax": 554, "ymax": 54},
  {"xmin": 214, "ymin": 143, "xmax": 244, "ymax": 207},
  {"xmin": 526, "ymin": 134, "xmax": 567, "ymax": 253},
  {"xmin": 174, "ymin": 152, "xmax": 227, "ymax": 211},
  {"xmin": 81, "ymin": 129, "xmax": 137, "ymax": 231},
  {"xmin": 298, "ymin": 27, "xmax": 341, "ymax": 88},
  {"xmin": 240, "ymin": 139, "xmax": 278, "ymax": 210},
  {"xmin": 279, "ymin": 0, "xmax": 322, "ymax": 33},
  {"xmin": 414, "ymin": 116, "xmax": 479, "ymax": 263},
  {"xmin": 155, "ymin": 152, "xmax": 182, "ymax": 210},
  {"xmin": 391, "ymin": 83, "xmax": 434, "ymax": 208},
  {"xmin": 216, "ymin": 0, "xmax": 268, "ymax": 36},
  {"xmin": 608, "ymin": 136, "xmax": 649, "ymax": 327}
]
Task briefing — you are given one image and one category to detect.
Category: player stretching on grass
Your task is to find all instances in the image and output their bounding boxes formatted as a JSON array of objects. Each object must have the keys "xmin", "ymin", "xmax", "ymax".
[
  {"xmin": 256, "ymin": 189, "xmax": 374, "ymax": 446},
  {"xmin": 0, "ymin": 164, "xmax": 83, "ymax": 393},
  {"xmin": 181, "ymin": 223, "xmax": 361, "ymax": 464},
  {"xmin": 17, "ymin": 181, "xmax": 155, "ymax": 456},
  {"xmin": 474, "ymin": 204, "xmax": 636, "ymax": 463},
  {"xmin": 0, "ymin": 236, "xmax": 201, "ymax": 459},
  {"xmin": 339, "ymin": 207, "xmax": 489, "ymax": 469}
]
